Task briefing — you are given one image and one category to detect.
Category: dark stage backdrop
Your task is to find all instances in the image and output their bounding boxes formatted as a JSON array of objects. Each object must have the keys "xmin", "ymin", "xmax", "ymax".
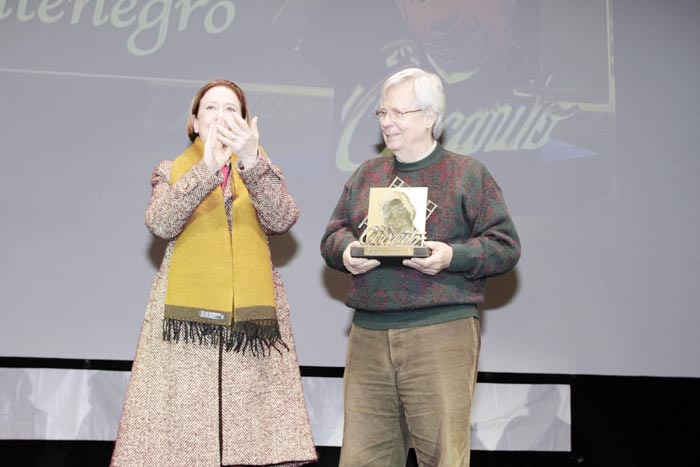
[{"xmin": 1, "ymin": 0, "xmax": 698, "ymax": 387}]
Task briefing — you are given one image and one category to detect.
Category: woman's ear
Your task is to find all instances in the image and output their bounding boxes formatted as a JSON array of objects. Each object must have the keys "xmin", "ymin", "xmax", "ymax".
[{"xmin": 190, "ymin": 114, "xmax": 199, "ymax": 135}]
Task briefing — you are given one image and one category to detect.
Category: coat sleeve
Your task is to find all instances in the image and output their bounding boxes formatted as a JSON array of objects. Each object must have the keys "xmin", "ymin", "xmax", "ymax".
[
  {"xmin": 238, "ymin": 154, "xmax": 300, "ymax": 234},
  {"xmin": 144, "ymin": 160, "xmax": 222, "ymax": 240}
]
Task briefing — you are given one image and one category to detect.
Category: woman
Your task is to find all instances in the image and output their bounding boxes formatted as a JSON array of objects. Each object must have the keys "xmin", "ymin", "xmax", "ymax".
[{"xmin": 111, "ymin": 79, "xmax": 317, "ymax": 467}]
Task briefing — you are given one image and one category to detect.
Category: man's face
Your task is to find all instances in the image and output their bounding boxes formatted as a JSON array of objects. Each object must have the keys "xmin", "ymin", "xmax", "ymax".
[{"xmin": 380, "ymin": 81, "xmax": 433, "ymax": 158}]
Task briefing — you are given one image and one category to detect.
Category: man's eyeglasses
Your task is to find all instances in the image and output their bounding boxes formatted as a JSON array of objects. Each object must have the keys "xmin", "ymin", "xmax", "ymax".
[{"xmin": 373, "ymin": 108, "xmax": 423, "ymax": 121}]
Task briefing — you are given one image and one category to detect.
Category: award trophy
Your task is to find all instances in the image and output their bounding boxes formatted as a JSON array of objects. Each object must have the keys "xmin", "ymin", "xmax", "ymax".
[{"xmin": 351, "ymin": 187, "xmax": 430, "ymax": 259}]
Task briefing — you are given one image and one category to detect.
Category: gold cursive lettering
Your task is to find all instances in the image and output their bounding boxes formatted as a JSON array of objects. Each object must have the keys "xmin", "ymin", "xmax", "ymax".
[{"xmin": 361, "ymin": 226, "xmax": 425, "ymax": 246}]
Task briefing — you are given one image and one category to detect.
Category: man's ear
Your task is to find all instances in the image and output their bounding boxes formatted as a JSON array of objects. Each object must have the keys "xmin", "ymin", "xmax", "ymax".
[{"xmin": 424, "ymin": 110, "xmax": 437, "ymax": 132}]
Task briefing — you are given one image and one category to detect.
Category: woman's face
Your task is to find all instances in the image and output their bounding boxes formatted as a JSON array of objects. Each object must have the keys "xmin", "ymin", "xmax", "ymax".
[{"xmin": 192, "ymin": 85, "xmax": 242, "ymax": 141}]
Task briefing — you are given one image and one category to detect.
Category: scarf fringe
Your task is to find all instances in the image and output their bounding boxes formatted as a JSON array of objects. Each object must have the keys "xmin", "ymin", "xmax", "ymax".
[{"xmin": 162, "ymin": 318, "xmax": 288, "ymax": 357}]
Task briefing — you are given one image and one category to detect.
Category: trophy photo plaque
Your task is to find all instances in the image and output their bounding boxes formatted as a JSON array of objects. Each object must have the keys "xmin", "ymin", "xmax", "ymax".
[{"xmin": 351, "ymin": 187, "xmax": 430, "ymax": 259}]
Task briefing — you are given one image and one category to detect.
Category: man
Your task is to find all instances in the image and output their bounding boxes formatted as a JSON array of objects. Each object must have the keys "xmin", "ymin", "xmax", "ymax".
[{"xmin": 320, "ymin": 68, "xmax": 520, "ymax": 467}]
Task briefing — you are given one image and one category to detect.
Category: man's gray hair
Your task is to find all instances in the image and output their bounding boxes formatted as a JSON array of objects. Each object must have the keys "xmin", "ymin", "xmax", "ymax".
[{"xmin": 381, "ymin": 68, "xmax": 446, "ymax": 139}]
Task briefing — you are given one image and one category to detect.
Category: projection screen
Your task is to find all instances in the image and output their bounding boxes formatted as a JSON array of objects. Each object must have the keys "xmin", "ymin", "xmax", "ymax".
[{"xmin": 1, "ymin": 0, "xmax": 699, "ymax": 381}]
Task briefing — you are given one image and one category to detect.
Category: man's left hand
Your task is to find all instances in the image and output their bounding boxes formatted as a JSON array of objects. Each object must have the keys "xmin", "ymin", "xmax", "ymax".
[{"xmin": 403, "ymin": 241, "xmax": 453, "ymax": 276}]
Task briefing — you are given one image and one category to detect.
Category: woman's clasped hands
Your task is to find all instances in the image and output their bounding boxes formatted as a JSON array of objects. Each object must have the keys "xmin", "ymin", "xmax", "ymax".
[{"xmin": 205, "ymin": 114, "xmax": 260, "ymax": 171}]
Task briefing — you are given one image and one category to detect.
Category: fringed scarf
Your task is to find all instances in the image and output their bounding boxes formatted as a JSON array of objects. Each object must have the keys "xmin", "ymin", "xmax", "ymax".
[{"xmin": 163, "ymin": 137, "xmax": 286, "ymax": 356}]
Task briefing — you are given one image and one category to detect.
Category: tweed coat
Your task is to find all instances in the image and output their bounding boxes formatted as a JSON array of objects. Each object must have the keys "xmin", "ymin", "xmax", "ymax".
[{"xmin": 111, "ymin": 154, "xmax": 317, "ymax": 467}]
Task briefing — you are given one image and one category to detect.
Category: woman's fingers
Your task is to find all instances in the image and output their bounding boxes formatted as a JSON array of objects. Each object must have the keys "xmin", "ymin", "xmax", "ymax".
[{"xmin": 220, "ymin": 114, "xmax": 259, "ymax": 162}]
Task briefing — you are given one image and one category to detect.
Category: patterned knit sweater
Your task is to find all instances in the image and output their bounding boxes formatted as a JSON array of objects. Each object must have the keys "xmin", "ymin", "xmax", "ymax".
[{"xmin": 321, "ymin": 144, "xmax": 520, "ymax": 320}]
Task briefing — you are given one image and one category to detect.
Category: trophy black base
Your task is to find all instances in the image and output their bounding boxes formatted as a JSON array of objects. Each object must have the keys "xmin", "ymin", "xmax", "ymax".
[{"xmin": 351, "ymin": 245, "xmax": 430, "ymax": 259}]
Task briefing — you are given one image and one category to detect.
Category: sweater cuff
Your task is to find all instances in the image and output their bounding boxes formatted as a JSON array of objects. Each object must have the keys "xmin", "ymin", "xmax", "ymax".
[
  {"xmin": 445, "ymin": 243, "xmax": 478, "ymax": 273},
  {"xmin": 340, "ymin": 238, "xmax": 355, "ymax": 258},
  {"xmin": 330, "ymin": 237, "xmax": 356, "ymax": 272}
]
